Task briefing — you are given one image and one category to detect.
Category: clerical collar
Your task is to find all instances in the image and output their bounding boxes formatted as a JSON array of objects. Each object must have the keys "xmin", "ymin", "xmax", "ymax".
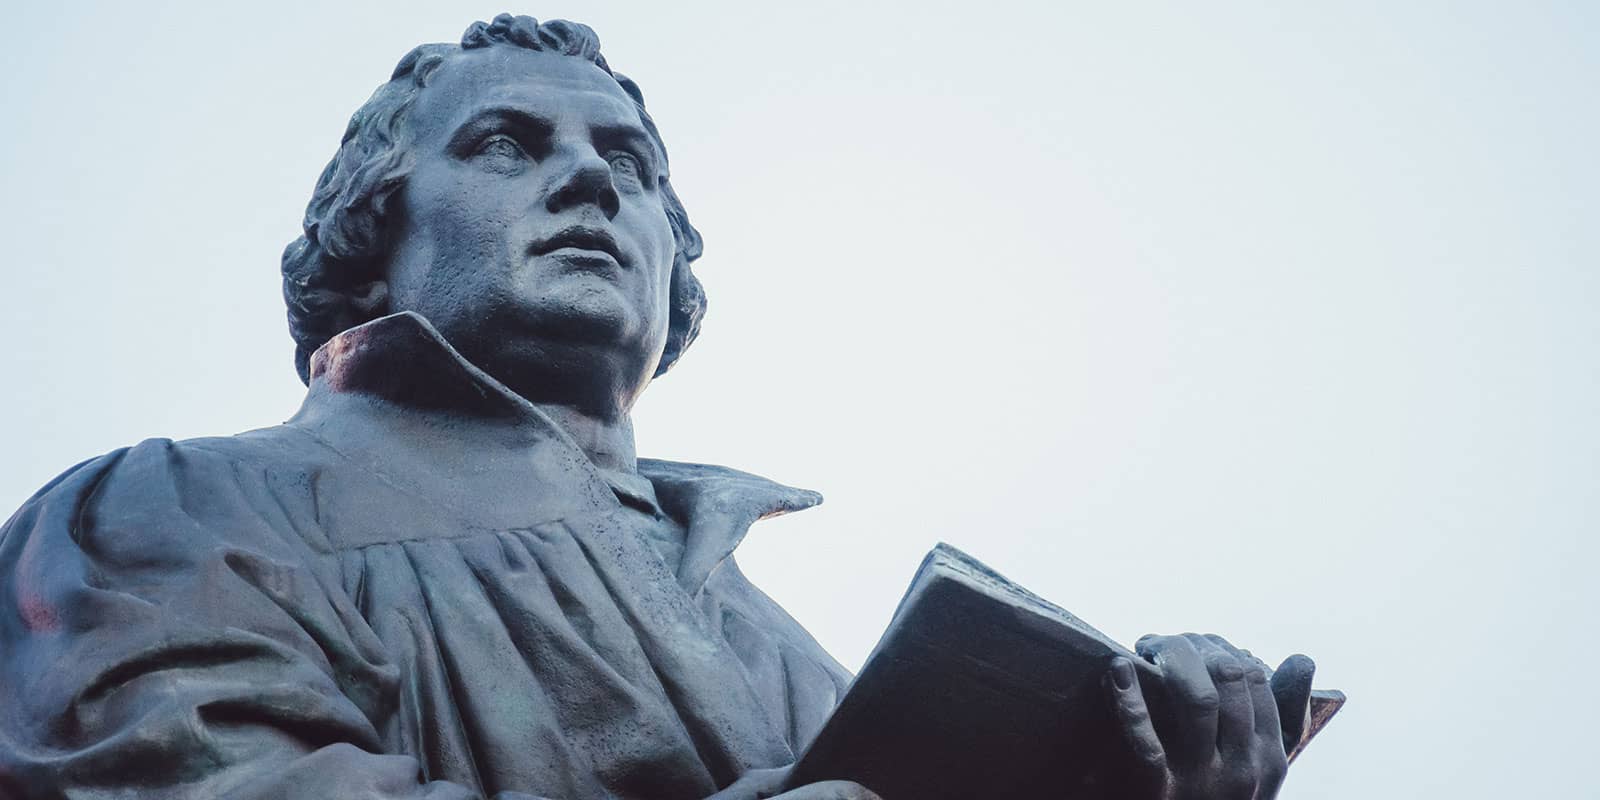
[
  {"xmin": 307, "ymin": 310, "xmax": 545, "ymax": 424},
  {"xmin": 601, "ymin": 467, "xmax": 666, "ymax": 518},
  {"xmin": 296, "ymin": 311, "xmax": 823, "ymax": 593}
]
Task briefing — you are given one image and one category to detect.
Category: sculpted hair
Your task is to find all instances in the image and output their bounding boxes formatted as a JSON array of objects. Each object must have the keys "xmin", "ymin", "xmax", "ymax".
[{"xmin": 281, "ymin": 13, "xmax": 706, "ymax": 383}]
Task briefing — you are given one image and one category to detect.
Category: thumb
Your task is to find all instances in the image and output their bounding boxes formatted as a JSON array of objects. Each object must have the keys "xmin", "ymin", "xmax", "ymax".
[{"xmin": 1270, "ymin": 653, "xmax": 1316, "ymax": 754}]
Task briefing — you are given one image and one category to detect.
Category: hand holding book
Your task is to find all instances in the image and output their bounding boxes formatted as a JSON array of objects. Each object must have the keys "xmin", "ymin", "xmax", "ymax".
[
  {"xmin": 1108, "ymin": 635, "xmax": 1316, "ymax": 800},
  {"xmin": 784, "ymin": 544, "xmax": 1343, "ymax": 800}
]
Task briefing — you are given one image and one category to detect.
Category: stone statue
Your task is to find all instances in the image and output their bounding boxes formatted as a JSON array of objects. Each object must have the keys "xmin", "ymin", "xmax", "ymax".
[{"xmin": 0, "ymin": 14, "xmax": 1316, "ymax": 800}]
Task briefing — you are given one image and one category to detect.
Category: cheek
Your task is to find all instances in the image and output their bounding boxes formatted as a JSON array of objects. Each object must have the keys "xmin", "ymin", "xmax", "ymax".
[
  {"xmin": 643, "ymin": 212, "xmax": 677, "ymax": 297},
  {"xmin": 430, "ymin": 186, "xmax": 524, "ymax": 252},
  {"xmin": 389, "ymin": 172, "xmax": 530, "ymax": 321},
  {"xmin": 405, "ymin": 163, "xmax": 530, "ymax": 252},
  {"xmin": 405, "ymin": 178, "xmax": 529, "ymax": 267}
]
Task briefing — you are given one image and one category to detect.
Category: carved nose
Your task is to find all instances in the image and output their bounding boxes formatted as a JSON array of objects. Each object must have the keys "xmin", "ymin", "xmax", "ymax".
[{"xmin": 546, "ymin": 155, "xmax": 620, "ymax": 219}]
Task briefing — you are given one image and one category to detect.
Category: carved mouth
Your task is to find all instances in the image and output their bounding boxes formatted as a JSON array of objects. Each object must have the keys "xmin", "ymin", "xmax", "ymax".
[{"xmin": 529, "ymin": 226, "xmax": 626, "ymax": 267}]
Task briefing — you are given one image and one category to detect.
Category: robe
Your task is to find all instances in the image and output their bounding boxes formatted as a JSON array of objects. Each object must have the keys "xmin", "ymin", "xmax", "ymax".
[{"xmin": 0, "ymin": 312, "xmax": 851, "ymax": 800}]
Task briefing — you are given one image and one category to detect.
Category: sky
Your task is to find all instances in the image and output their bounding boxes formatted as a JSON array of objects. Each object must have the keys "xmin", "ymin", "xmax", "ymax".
[{"xmin": 1, "ymin": 1, "xmax": 1595, "ymax": 797}]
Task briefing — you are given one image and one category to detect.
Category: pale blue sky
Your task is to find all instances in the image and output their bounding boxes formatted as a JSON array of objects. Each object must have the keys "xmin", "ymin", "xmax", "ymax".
[{"xmin": 2, "ymin": 2, "xmax": 1595, "ymax": 797}]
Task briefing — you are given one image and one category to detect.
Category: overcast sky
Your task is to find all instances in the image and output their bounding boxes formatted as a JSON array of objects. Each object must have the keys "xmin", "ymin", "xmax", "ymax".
[{"xmin": 2, "ymin": 2, "xmax": 1595, "ymax": 798}]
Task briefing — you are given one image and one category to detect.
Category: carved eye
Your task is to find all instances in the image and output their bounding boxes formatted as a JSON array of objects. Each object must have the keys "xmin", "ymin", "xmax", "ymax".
[
  {"xmin": 473, "ymin": 135, "xmax": 528, "ymax": 172},
  {"xmin": 608, "ymin": 152, "xmax": 643, "ymax": 187}
]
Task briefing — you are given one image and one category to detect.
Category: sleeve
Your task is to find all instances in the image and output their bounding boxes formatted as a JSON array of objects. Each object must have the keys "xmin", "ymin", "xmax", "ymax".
[{"xmin": 0, "ymin": 439, "xmax": 544, "ymax": 800}]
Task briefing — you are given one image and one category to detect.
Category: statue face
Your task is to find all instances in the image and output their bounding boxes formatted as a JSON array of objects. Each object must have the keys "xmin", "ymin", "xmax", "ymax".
[{"xmin": 381, "ymin": 47, "xmax": 678, "ymax": 417}]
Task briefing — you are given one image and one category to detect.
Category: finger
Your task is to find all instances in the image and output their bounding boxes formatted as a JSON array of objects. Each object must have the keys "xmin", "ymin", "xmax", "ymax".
[
  {"xmin": 1134, "ymin": 633, "xmax": 1162, "ymax": 663},
  {"xmin": 1203, "ymin": 633, "xmax": 1257, "ymax": 665},
  {"xmin": 1201, "ymin": 634, "xmax": 1293, "ymax": 791},
  {"xmin": 1186, "ymin": 634, "xmax": 1253, "ymax": 759},
  {"xmin": 1246, "ymin": 658, "xmax": 1289, "ymax": 794},
  {"xmin": 1136, "ymin": 634, "xmax": 1218, "ymax": 762},
  {"xmin": 1271, "ymin": 653, "xmax": 1316, "ymax": 755},
  {"xmin": 1106, "ymin": 657, "xmax": 1170, "ymax": 796},
  {"xmin": 1203, "ymin": 635, "xmax": 1277, "ymax": 738}
]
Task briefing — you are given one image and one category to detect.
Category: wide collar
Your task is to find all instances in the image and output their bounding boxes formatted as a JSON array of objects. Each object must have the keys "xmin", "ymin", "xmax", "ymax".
[{"xmin": 290, "ymin": 312, "xmax": 821, "ymax": 595}]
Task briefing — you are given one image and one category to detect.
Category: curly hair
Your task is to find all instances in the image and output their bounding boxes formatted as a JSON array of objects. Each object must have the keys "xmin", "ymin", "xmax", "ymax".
[{"xmin": 281, "ymin": 13, "xmax": 706, "ymax": 384}]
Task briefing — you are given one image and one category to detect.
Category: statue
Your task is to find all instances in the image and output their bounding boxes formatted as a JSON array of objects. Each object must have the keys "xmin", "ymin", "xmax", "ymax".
[{"xmin": 0, "ymin": 14, "xmax": 1319, "ymax": 800}]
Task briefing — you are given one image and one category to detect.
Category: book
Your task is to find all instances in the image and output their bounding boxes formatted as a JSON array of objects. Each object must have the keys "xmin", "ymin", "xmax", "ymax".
[{"xmin": 786, "ymin": 544, "xmax": 1344, "ymax": 799}]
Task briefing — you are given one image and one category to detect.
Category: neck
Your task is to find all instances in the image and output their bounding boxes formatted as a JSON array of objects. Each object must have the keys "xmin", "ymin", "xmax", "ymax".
[{"xmin": 534, "ymin": 402, "xmax": 638, "ymax": 474}]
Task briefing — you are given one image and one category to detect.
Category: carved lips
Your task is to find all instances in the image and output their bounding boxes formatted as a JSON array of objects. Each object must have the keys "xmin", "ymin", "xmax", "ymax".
[{"xmin": 529, "ymin": 225, "xmax": 628, "ymax": 271}]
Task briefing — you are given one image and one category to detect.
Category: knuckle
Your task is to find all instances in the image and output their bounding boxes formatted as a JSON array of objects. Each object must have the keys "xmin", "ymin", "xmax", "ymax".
[
  {"xmin": 1205, "ymin": 653, "xmax": 1246, "ymax": 682},
  {"xmin": 1189, "ymin": 689, "xmax": 1222, "ymax": 714},
  {"xmin": 1118, "ymin": 701, "xmax": 1151, "ymax": 725},
  {"xmin": 1135, "ymin": 742, "xmax": 1167, "ymax": 765}
]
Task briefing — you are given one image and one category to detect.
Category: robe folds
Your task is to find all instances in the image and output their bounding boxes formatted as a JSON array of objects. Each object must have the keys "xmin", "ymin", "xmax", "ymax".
[{"xmin": 0, "ymin": 313, "xmax": 851, "ymax": 800}]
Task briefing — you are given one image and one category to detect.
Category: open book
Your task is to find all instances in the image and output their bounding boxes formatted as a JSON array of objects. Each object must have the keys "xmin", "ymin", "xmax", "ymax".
[{"xmin": 786, "ymin": 544, "xmax": 1344, "ymax": 799}]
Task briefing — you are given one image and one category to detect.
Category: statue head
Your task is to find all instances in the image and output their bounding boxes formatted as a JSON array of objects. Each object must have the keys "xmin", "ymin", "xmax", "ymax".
[{"xmin": 281, "ymin": 14, "xmax": 705, "ymax": 419}]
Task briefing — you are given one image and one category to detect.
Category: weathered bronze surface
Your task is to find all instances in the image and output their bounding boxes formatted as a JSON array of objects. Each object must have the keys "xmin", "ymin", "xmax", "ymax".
[{"xmin": 0, "ymin": 15, "xmax": 1324, "ymax": 799}]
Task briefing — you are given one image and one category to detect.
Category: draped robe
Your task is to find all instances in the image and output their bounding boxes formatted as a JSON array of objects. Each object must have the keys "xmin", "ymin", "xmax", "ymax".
[{"xmin": 0, "ymin": 313, "xmax": 851, "ymax": 799}]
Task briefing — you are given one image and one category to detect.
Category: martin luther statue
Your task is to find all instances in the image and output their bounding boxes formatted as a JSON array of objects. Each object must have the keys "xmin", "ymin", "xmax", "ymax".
[{"xmin": 0, "ymin": 14, "xmax": 1315, "ymax": 800}]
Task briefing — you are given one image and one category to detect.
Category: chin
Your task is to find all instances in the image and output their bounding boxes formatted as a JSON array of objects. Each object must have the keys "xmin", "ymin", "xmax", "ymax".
[
  {"xmin": 519, "ymin": 283, "xmax": 642, "ymax": 347},
  {"xmin": 479, "ymin": 332, "xmax": 659, "ymax": 419}
]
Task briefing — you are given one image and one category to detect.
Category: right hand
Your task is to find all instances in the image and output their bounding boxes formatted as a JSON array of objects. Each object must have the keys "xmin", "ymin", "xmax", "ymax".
[
  {"xmin": 1107, "ymin": 633, "xmax": 1316, "ymax": 800},
  {"xmin": 706, "ymin": 766, "xmax": 881, "ymax": 800}
]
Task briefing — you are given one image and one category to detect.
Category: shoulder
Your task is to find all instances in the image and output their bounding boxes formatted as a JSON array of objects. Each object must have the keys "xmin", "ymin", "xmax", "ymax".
[
  {"xmin": 32, "ymin": 425, "xmax": 328, "ymax": 506},
  {"xmin": 1, "ymin": 425, "xmax": 336, "ymax": 558}
]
